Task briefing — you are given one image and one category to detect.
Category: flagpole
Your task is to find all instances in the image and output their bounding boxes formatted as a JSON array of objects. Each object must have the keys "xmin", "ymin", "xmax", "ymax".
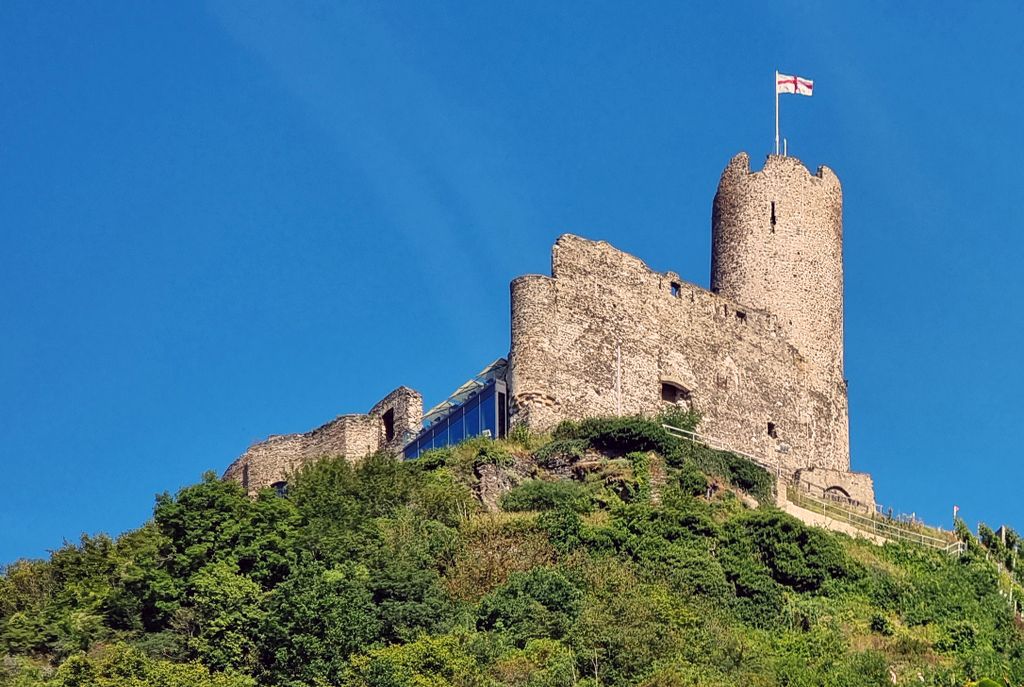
[{"xmin": 774, "ymin": 69, "xmax": 779, "ymax": 156}]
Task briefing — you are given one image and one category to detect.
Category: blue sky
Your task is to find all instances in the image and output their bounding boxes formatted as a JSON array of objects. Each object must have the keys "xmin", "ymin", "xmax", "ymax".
[{"xmin": 1, "ymin": 2, "xmax": 1022, "ymax": 562}]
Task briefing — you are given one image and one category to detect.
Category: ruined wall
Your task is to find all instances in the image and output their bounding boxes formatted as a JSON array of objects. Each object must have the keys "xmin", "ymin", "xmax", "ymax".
[
  {"xmin": 508, "ymin": 234, "xmax": 850, "ymax": 477},
  {"xmin": 223, "ymin": 386, "xmax": 423, "ymax": 495},
  {"xmin": 711, "ymin": 153, "xmax": 845, "ymax": 378},
  {"xmin": 795, "ymin": 467, "xmax": 875, "ymax": 508},
  {"xmin": 369, "ymin": 386, "xmax": 423, "ymax": 453}
]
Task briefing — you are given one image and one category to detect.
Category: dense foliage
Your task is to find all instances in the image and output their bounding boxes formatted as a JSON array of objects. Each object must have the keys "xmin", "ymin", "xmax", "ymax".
[{"xmin": 2, "ymin": 416, "xmax": 1023, "ymax": 687}]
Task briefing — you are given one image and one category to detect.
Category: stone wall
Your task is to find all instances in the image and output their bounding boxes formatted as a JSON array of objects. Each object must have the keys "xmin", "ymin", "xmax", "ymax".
[
  {"xmin": 369, "ymin": 386, "xmax": 423, "ymax": 453},
  {"xmin": 794, "ymin": 467, "xmax": 875, "ymax": 508},
  {"xmin": 711, "ymin": 153, "xmax": 844, "ymax": 378},
  {"xmin": 508, "ymin": 233, "xmax": 851, "ymax": 478},
  {"xmin": 223, "ymin": 386, "xmax": 423, "ymax": 495}
]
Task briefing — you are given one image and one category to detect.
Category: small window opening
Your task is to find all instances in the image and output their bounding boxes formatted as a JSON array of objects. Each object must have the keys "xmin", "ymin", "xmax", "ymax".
[
  {"xmin": 383, "ymin": 408, "xmax": 396, "ymax": 442},
  {"xmin": 770, "ymin": 201, "xmax": 777, "ymax": 228},
  {"xmin": 722, "ymin": 304, "xmax": 729, "ymax": 317},
  {"xmin": 242, "ymin": 464, "xmax": 249, "ymax": 491},
  {"xmin": 661, "ymin": 382, "xmax": 692, "ymax": 406},
  {"xmin": 767, "ymin": 422, "xmax": 778, "ymax": 439},
  {"xmin": 669, "ymin": 281, "xmax": 681, "ymax": 298},
  {"xmin": 271, "ymin": 481, "xmax": 288, "ymax": 497},
  {"xmin": 735, "ymin": 310, "xmax": 747, "ymax": 322}
]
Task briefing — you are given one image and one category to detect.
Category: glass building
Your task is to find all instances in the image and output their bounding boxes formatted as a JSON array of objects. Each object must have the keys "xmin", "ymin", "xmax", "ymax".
[{"xmin": 403, "ymin": 359, "xmax": 508, "ymax": 459}]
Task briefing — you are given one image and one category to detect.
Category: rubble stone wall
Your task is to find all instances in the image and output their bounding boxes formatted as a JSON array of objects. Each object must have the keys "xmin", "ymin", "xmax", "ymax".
[
  {"xmin": 223, "ymin": 387, "xmax": 422, "ymax": 495},
  {"xmin": 508, "ymin": 233, "xmax": 851, "ymax": 478},
  {"xmin": 369, "ymin": 386, "xmax": 424, "ymax": 453},
  {"xmin": 711, "ymin": 153, "xmax": 844, "ymax": 377}
]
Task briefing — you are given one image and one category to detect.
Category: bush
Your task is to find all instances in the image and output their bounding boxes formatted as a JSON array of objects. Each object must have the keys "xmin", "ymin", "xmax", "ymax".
[
  {"xmin": 676, "ymin": 463, "xmax": 710, "ymax": 497},
  {"xmin": 682, "ymin": 443, "xmax": 774, "ymax": 503},
  {"xmin": 533, "ymin": 439, "xmax": 589, "ymax": 468},
  {"xmin": 536, "ymin": 508, "xmax": 584, "ymax": 554},
  {"xmin": 869, "ymin": 613, "xmax": 894, "ymax": 636},
  {"xmin": 476, "ymin": 567, "xmax": 582, "ymax": 645},
  {"xmin": 552, "ymin": 416, "xmax": 681, "ymax": 460},
  {"xmin": 500, "ymin": 480, "xmax": 593, "ymax": 514},
  {"xmin": 723, "ymin": 510, "xmax": 857, "ymax": 594},
  {"xmin": 657, "ymin": 407, "xmax": 700, "ymax": 433}
]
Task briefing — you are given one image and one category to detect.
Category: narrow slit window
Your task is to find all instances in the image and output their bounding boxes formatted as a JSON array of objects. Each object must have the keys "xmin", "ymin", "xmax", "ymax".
[{"xmin": 770, "ymin": 201, "xmax": 777, "ymax": 228}]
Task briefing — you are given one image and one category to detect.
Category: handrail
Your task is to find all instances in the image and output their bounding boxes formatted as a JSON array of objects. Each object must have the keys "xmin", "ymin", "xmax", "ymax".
[
  {"xmin": 787, "ymin": 485, "xmax": 955, "ymax": 552},
  {"xmin": 662, "ymin": 425, "xmax": 782, "ymax": 475},
  {"xmin": 662, "ymin": 423, "xmax": 963, "ymax": 555}
]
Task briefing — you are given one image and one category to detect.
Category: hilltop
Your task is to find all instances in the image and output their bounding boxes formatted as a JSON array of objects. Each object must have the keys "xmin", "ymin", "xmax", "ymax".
[{"xmin": 1, "ymin": 413, "xmax": 1022, "ymax": 687}]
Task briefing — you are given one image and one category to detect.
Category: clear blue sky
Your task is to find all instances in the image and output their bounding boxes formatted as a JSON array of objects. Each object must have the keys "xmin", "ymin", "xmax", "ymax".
[{"xmin": 2, "ymin": 2, "xmax": 1022, "ymax": 562}]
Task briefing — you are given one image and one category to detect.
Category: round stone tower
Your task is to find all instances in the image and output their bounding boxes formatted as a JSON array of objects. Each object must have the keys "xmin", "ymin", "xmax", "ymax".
[{"xmin": 711, "ymin": 153, "xmax": 844, "ymax": 377}]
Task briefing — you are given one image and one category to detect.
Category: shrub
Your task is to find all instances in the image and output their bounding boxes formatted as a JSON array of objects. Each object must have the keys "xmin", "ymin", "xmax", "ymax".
[
  {"xmin": 536, "ymin": 508, "xmax": 584, "ymax": 554},
  {"xmin": 476, "ymin": 567, "xmax": 582, "ymax": 645},
  {"xmin": 552, "ymin": 416, "xmax": 681, "ymax": 460},
  {"xmin": 723, "ymin": 510, "xmax": 857, "ymax": 594},
  {"xmin": 657, "ymin": 407, "xmax": 700, "ymax": 433},
  {"xmin": 681, "ymin": 443, "xmax": 774, "ymax": 503},
  {"xmin": 533, "ymin": 439, "xmax": 588, "ymax": 468},
  {"xmin": 500, "ymin": 480, "xmax": 593, "ymax": 514},
  {"xmin": 869, "ymin": 613, "xmax": 894, "ymax": 636},
  {"xmin": 676, "ymin": 463, "xmax": 710, "ymax": 498}
]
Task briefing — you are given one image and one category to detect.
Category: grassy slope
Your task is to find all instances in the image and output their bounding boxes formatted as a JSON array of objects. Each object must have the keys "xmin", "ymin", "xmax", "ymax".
[{"xmin": 0, "ymin": 415, "xmax": 1020, "ymax": 687}]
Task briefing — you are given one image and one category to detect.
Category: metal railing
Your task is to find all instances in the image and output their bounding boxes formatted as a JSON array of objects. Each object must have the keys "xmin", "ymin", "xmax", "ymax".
[
  {"xmin": 662, "ymin": 425, "xmax": 782, "ymax": 476},
  {"xmin": 662, "ymin": 423, "xmax": 965, "ymax": 556},
  {"xmin": 787, "ymin": 485, "xmax": 962, "ymax": 554}
]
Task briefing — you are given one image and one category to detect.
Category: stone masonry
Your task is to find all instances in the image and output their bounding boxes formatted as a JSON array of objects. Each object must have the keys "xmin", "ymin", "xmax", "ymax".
[
  {"xmin": 223, "ymin": 386, "xmax": 422, "ymax": 495},
  {"xmin": 508, "ymin": 153, "xmax": 872, "ymax": 504},
  {"xmin": 712, "ymin": 153, "xmax": 844, "ymax": 377},
  {"xmin": 224, "ymin": 152, "xmax": 873, "ymax": 506}
]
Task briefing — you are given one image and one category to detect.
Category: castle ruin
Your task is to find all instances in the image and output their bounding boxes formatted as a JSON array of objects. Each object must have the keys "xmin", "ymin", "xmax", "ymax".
[{"xmin": 223, "ymin": 152, "xmax": 874, "ymax": 506}]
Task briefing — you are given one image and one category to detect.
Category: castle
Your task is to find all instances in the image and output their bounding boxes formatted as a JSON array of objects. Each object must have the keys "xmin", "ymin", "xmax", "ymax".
[{"xmin": 223, "ymin": 152, "xmax": 874, "ymax": 507}]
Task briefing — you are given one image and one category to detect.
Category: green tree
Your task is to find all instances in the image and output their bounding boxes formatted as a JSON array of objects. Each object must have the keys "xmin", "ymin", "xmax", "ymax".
[
  {"xmin": 259, "ymin": 560, "xmax": 380, "ymax": 687},
  {"xmin": 477, "ymin": 567, "xmax": 582, "ymax": 646},
  {"xmin": 181, "ymin": 561, "xmax": 264, "ymax": 672}
]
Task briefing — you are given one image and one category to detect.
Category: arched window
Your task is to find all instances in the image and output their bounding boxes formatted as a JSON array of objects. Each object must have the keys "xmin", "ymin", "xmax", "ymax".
[
  {"xmin": 270, "ymin": 481, "xmax": 288, "ymax": 498},
  {"xmin": 824, "ymin": 485, "xmax": 851, "ymax": 503},
  {"xmin": 660, "ymin": 381, "xmax": 693, "ymax": 410}
]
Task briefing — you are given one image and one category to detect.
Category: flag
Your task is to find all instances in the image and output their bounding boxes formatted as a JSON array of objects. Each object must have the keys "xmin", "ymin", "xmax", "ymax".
[{"xmin": 777, "ymin": 73, "xmax": 813, "ymax": 96}]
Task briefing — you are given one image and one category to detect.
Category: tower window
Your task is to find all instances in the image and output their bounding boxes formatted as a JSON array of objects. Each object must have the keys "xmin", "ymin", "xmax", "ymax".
[
  {"xmin": 670, "ymin": 282, "xmax": 681, "ymax": 298},
  {"xmin": 770, "ymin": 201, "xmax": 777, "ymax": 228},
  {"xmin": 767, "ymin": 422, "xmax": 778, "ymax": 439},
  {"xmin": 271, "ymin": 481, "xmax": 288, "ymax": 497},
  {"xmin": 735, "ymin": 310, "xmax": 747, "ymax": 323},
  {"xmin": 383, "ymin": 409, "xmax": 396, "ymax": 442}
]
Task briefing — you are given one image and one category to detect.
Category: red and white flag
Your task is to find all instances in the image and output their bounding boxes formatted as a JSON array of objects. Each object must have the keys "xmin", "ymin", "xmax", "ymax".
[{"xmin": 777, "ymin": 73, "xmax": 813, "ymax": 96}]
